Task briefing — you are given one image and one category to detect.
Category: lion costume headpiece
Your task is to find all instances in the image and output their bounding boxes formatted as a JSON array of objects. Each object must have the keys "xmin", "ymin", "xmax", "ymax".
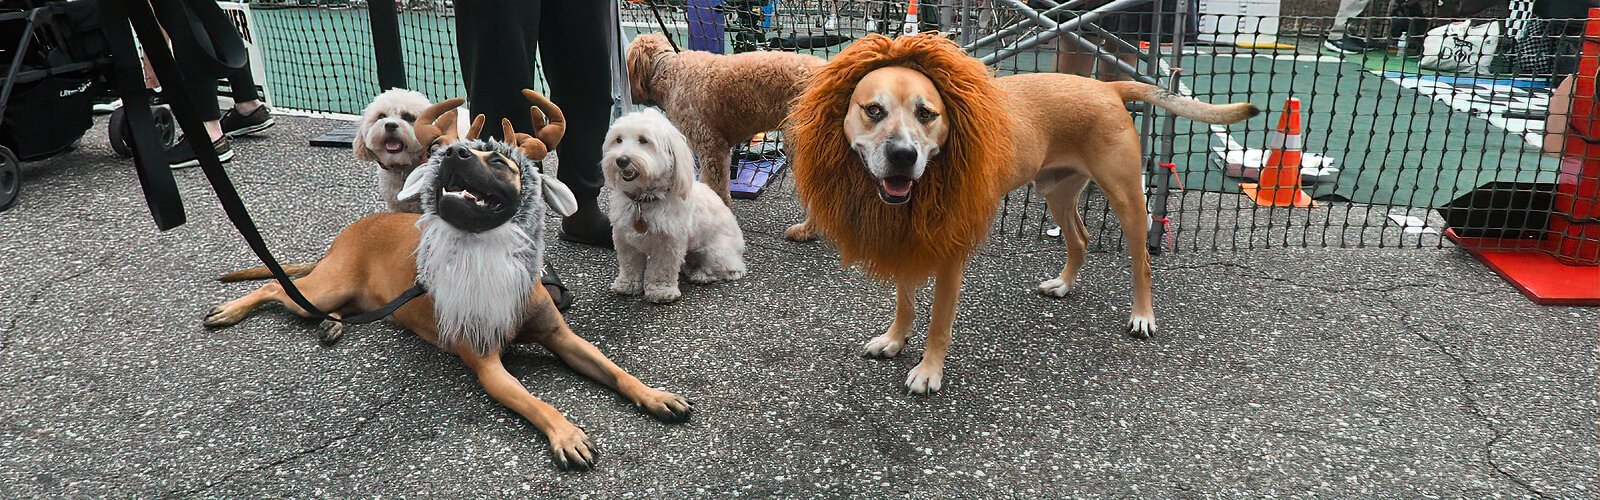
[{"xmin": 788, "ymin": 33, "xmax": 1015, "ymax": 282}]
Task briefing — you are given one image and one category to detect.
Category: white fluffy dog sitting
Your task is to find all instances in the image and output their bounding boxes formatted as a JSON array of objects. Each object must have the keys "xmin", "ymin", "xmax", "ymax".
[
  {"xmin": 603, "ymin": 109, "xmax": 747, "ymax": 304},
  {"xmin": 353, "ymin": 88, "xmax": 436, "ymax": 213}
]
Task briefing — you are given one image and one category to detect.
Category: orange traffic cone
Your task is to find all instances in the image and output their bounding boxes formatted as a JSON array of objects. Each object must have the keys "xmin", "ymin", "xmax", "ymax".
[{"xmin": 1241, "ymin": 97, "xmax": 1314, "ymax": 207}]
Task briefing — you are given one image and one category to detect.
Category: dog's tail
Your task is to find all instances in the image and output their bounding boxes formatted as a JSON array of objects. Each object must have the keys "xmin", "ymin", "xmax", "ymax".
[
  {"xmin": 1109, "ymin": 81, "xmax": 1260, "ymax": 124},
  {"xmin": 218, "ymin": 262, "xmax": 318, "ymax": 282}
]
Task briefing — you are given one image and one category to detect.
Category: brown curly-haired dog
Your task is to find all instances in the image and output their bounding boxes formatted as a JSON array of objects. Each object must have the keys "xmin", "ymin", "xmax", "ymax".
[
  {"xmin": 627, "ymin": 33, "xmax": 825, "ymax": 205},
  {"xmin": 789, "ymin": 34, "xmax": 1259, "ymax": 394}
]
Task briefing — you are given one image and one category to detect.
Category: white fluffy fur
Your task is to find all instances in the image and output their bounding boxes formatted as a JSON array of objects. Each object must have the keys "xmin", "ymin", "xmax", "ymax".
[
  {"xmin": 415, "ymin": 213, "xmax": 539, "ymax": 355},
  {"xmin": 603, "ymin": 109, "xmax": 746, "ymax": 304},
  {"xmin": 354, "ymin": 88, "xmax": 432, "ymax": 213}
]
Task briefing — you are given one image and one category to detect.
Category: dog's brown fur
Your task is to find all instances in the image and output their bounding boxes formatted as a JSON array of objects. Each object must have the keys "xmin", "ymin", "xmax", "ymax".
[
  {"xmin": 203, "ymin": 95, "xmax": 691, "ymax": 470},
  {"xmin": 788, "ymin": 34, "xmax": 1258, "ymax": 393},
  {"xmin": 627, "ymin": 33, "xmax": 826, "ymax": 204},
  {"xmin": 789, "ymin": 34, "xmax": 1014, "ymax": 283}
]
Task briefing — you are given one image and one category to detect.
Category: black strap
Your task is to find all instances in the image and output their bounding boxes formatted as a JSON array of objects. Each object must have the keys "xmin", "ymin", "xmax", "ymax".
[
  {"xmin": 108, "ymin": 0, "xmax": 423, "ymax": 325},
  {"xmin": 340, "ymin": 282, "xmax": 428, "ymax": 324},
  {"xmin": 647, "ymin": 1, "xmax": 681, "ymax": 52}
]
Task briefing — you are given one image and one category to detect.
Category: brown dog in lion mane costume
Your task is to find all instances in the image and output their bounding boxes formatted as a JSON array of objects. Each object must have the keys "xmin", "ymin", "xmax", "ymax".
[
  {"xmin": 789, "ymin": 34, "xmax": 1015, "ymax": 395},
  {"xmin": 789, "ymin": 34, "xmax": 1258, "ymax": 394}
]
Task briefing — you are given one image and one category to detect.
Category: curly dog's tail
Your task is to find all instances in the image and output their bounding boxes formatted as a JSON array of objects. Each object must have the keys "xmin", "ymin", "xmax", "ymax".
[
  {"xmin": 217, "ymin": 262, "xmax": 317, "ymax": 282},
  {"xmin": 1109, "ymin": 81, "xmax": 1260, "ymax": 124}
]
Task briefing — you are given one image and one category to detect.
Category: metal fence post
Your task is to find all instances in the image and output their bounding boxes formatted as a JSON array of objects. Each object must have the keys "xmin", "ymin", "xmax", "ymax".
[
  {"xmin": 367, "ymin": 0, "xmax": 406, "ymax": 90},
  {"xmin": 1145, "ymin": 0, "xmax": 1188, "ymax": 255}
]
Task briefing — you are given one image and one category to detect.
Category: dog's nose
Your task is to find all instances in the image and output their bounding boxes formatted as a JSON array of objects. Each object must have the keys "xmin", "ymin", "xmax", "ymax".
[
  {"xmin": 615, "ymin": 156, "xmax": 632, "ymax": 168},
  {"xmin": 885, "ymin": 144, "xmax": 918, "ymax": 169},
  {"xmin": 453, "ymin": 146, "xmax": 473, "ymax": 160},
  {"xmin": 385, "ymin": 122, "xmax": 399, "ymax": 131}
]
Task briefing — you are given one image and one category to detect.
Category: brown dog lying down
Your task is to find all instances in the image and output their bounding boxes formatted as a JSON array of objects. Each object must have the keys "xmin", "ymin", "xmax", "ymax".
[
  {"xmin": 205, "ymin": 91, "xmax": 691, "ymax": 470},
  {"xmin": 627, "ymin": 33, "xmax": 825, "ymax": 205},
  {"xmin": 787, "ymin": 34, "xmax": 1258, "ymax": 393}
]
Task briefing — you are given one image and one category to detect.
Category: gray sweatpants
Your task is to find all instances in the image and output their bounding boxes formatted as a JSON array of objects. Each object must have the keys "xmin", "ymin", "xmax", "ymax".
[{"xmin": 1329, "ymin": 0, "xmax": 1375, "ymax": 40}]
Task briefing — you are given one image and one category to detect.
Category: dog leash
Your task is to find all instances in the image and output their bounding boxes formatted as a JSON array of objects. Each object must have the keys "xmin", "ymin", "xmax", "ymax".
[
  {"xmin": 106, "ymin": 0, "xmax": 425, "ymax": 327},
  {"xmin": 645, "ymin": 1, "xmax": 681, "ymax": 52}
]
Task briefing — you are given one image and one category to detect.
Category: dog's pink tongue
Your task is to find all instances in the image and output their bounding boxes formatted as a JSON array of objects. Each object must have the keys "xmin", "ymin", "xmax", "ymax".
[
  {"xmin": 384, "ymin": 139, "xmax": 403, "ymax": 152},
  {"xmin": 880, "ymin": 177, "xmax": 914, "ymax": 197}
]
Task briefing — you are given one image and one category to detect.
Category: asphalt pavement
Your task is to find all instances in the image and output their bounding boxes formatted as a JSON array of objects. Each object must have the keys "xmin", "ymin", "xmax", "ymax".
[{"xmin": 0, "ymin": 115, "xmax": 1594, "ymax": 497}]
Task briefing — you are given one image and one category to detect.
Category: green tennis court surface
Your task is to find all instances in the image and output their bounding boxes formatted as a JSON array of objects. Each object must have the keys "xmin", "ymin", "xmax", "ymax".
[{"xmin": 1167, "ymin": 45, "xmax": 1558, "ymax": 207}]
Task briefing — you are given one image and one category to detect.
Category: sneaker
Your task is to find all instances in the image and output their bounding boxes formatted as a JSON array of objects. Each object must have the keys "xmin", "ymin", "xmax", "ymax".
[
  {"xmin": 220, "ymin": 104, "xmax": 274, "ymax": 138},
  {"xmin": 167, "ymin": 135, "xmax": 233, "ymax": 169},
  {"xmin": 1322, "ymin": 37, "xmax": 1367, "ymax": 54},
  {"xmin": 92, "ymin": 97, "xmax": 121, "ymax": 114}
]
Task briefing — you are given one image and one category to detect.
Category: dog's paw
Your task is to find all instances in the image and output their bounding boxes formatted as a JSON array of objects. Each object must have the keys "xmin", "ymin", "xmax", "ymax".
[
  {"xmin": 546, "ymin": 425, "xmax": 598, "ymax": 471},
  {"xmin": 1127, "ymin": 313, "xmax": 1157, "ymax": 340},
  {"xmin": 610, "ymin": 278, "xmax": 643, "ymax": 295},
  {"xmin": 904, "ymin": 361, "xmax": 944, "ymax": 395},
  {"xmin": 862, "ymin": 334, "xmax": 905, "ymax": 358},
  {"xmin": 686, "ymin": 269, "xmax": 720, "ymax": 284},
  {"xmin": 784, "ymin": 222, "xmax": 819, "ymax": 242},
  {"xmin": 644, "ymin": 286, "xmax": 681, "ymax": 304},
  {"xmin": 202, "ymin": 304, "xmax": 248, "ymax": 328},
  {"xmin": 721, "ymin": 268, "xmax": 748, "ymax": 281},
  {"xmin": 1035, "ymin": 277, "xmax": 1074, "ymax": 298},
  {"xmin": 636, "ymin": 389, "xmax": 694, "ymax": 423},
  {"xmin": 318, "ymin": 320, "xmax": 345, "ymax": 346}
]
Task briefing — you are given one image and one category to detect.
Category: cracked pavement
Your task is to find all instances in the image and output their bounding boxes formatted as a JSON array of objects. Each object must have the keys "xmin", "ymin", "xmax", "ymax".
[{"xmin": 1, "ymin": 116, "xmax": 1595, "ymax": 497}]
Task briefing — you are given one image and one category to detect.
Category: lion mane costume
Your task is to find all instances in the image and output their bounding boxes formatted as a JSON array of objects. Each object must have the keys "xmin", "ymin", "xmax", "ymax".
[{"xmin": 788, "ymin": 33, "xmax": 1015, "ymax": 282}]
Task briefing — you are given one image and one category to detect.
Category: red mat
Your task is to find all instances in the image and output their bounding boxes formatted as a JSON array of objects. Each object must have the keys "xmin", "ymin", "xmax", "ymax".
[{"xmin": 1446, "ymin": 230, "xmax": 1600, "ymax": 306}]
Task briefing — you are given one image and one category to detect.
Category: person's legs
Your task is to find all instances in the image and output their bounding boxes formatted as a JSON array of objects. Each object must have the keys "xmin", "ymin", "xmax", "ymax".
[
  {"xmin": 539, "ymin": 0, "xmax": 615, "ymax": 247},
  {"xmin": 1324, "ymin": 0, "xmax": 1375, "ymax": 53},
  {"xmin": 167, "ymin": 41, "xmax": 232, "ymax": 167},
  {"xmin": 1329, "ymin": 0, "xmax": 1373, "ymax": 40},
  {"xmin": 456, "ymin": 0, "xmax": 540, "ymax": 140},
  {"xmin": 219, "ymin": 62, "xmax": 273, "ymax": 137}
]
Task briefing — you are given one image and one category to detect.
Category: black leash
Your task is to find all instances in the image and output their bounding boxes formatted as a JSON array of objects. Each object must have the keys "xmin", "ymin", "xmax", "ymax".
[
  {"xmin": 105, "ymin": 0, "xmax": 423, "ymax": 326},
  {"xmin": 646, "ymin": 1, "xmax": 681, "ymax": 52}
]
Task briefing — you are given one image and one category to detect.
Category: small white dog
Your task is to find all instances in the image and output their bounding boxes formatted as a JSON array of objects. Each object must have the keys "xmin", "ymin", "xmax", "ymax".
[
  {"xmin": 603, "ymin": 109, "xmax": 747, "ymax": 304},
  {"xmin": 353, "ymin": 88, "xmax": 432, "ymax": 213}
]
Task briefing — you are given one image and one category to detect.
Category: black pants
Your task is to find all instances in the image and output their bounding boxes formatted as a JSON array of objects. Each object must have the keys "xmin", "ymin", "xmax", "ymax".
[
  {"xmin": 173, "ymin": 49, "xmax": 259, "ymax": 122},
  {"xmin": 456, "ymin": 0, "xmax": 610, "ymax": 201}
]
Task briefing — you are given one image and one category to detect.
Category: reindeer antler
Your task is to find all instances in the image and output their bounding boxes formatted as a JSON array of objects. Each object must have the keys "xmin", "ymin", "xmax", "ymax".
[
  {"xmin": 505, "ymin": 89, "xmax": 566, "ymax": 161},
  {"xmin": 412, "ymin": 97, "xmax": 465, "ymax": 147},
  {"xmin": 465, "ymin": 114, "xmax": 486, "ymax": 141}
]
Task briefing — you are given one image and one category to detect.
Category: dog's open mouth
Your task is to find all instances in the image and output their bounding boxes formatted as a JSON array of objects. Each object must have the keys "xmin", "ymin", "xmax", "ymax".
[
  {"xmin": 384, "ymin": 138, "xmax": 405, "ymax": 153},
  {"xmin": 877, "ymin": 176, "xmax": 915, "ymax": 205},
  {"xmin": 441, "ymin": 182, "xmax": 505, "ymax": 212},
  {"xmin": 619, "ymin": 168, "xmax": 639, "ymax": 182}
]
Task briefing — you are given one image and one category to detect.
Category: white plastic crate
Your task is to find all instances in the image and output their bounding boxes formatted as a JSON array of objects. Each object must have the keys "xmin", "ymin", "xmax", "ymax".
[{"xmin": 1196, "ymin": 0, "xmax": 1281, "ymax": 46}]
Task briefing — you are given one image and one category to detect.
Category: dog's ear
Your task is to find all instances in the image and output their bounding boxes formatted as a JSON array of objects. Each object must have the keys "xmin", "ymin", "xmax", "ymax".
[
  {"xmin": 626, "ymin": 38, "xmax": 655, "ymax": 104},
  {"xmin": 352, "ymin": 116, "xmax": 377, "ymax": 161},
  {"xmin": 397, "ymin": 163, "xmax": 436, "ymax": 203},
  {"xmin": 667, "ymin": 124, "xmax": 697, "ymax": 200},
  {"xmin": 540, "ymin": 174, "xmax": 578, "ymax": 217}
]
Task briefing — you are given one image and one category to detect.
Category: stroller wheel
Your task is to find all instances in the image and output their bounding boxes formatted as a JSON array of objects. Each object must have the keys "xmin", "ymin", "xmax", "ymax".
[
  {"xmin": 0, "ymin": 146, "xmax": 20, "ymax": 212},
  {"xmin": 108, "ymin": 105, "xmax": 179, "ymax": 158},
  {"xmin": 109, "ymin": 107, "xmax": 130, "ymax": 157}
]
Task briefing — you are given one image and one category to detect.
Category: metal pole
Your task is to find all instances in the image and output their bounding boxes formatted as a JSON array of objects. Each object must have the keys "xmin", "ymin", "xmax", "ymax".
[
  {"xmin": 1139, "ymin": 0, "xmax": 1164, "ymax": 174},
  {"xmin": 1147, "ymin": 0, "xmax": 1188, "ymax": 254},
  {"xmin": 987, "ymin": 0, "xmax": 1155, "ymax": 84},
  {"xmin": 366, "ymin": 0, "xmax": 406, "ymax": 90},
  {"xmin": 961, "ymin": 1, "xmax": 1074, "ymax": 52}
]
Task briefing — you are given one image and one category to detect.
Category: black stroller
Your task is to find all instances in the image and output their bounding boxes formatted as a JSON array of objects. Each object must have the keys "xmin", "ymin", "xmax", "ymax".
[{"xmin": 0, "ymin": 0, "xmax": 178, "ymax": 212}]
